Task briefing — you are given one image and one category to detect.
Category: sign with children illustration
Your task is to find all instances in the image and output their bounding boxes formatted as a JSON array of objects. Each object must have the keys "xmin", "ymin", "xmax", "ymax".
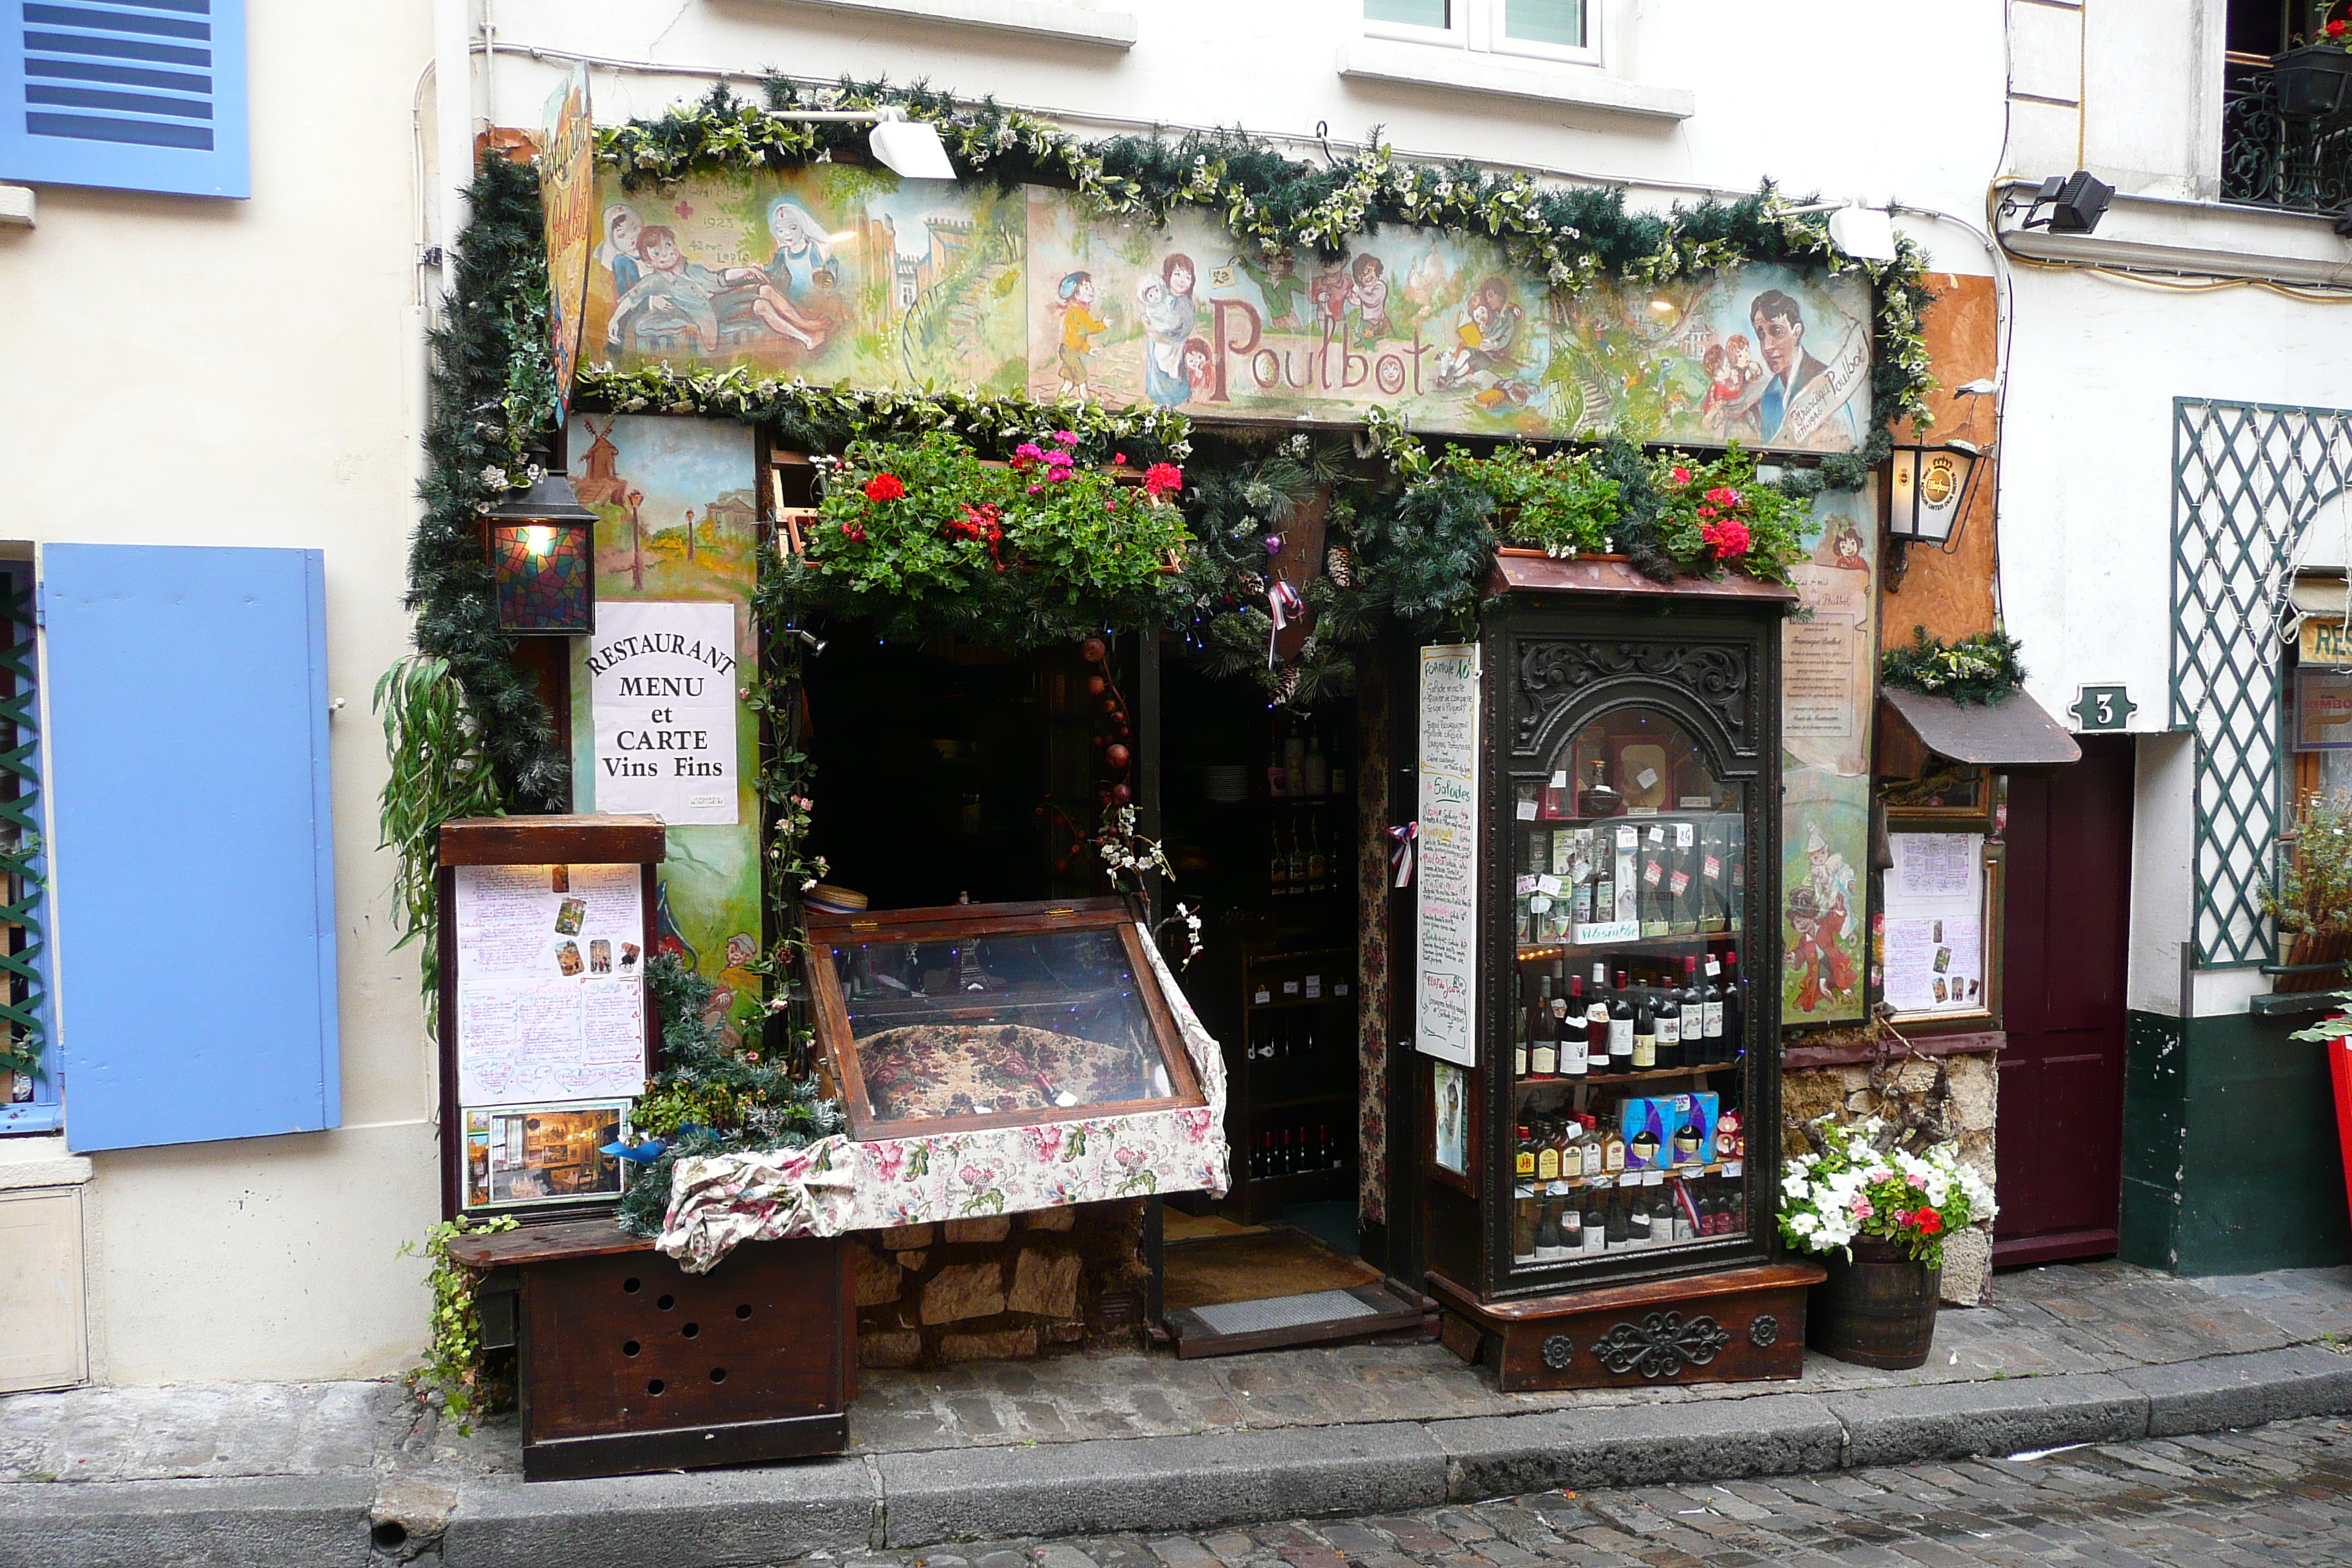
[{"xmin": 575, "ymin": 167, "xmax": 1872, "ymax": 451}]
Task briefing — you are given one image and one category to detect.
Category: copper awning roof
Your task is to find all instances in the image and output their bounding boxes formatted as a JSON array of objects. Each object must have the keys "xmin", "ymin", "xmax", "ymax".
[
  {"xmin": 1880, "ymin": 686, "xmax": 2082, "ymax": 769},
  {"xmin": 1488, "ymin": 551, "xmax": 1802, "ymax": 605}
]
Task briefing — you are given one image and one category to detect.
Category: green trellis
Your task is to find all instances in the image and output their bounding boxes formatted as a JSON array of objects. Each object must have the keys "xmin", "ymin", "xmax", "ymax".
[
  {"xmin": 0, "ymin": 581, "xmax": 44, "ymax": 1081},
  {"xmin": 2170, "ymin": 397, "xmax": 2352, "ymax": 967}
]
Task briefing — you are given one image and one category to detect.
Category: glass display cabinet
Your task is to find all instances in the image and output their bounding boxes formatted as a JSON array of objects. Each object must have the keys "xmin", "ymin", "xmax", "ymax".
[
  {"xmin": 1419, "ymin": 557, "xmax": 1825, "ymax": 1391},
  {"xmin": 807, "ymin": 897, "xmax": 1205, "ymax": 1138}
]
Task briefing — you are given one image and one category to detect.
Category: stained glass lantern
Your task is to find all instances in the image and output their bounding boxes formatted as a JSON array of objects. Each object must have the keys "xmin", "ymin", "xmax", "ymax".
[{"xmin": 483, "ymin": 475, "xmax": 597, "ymax": 635}]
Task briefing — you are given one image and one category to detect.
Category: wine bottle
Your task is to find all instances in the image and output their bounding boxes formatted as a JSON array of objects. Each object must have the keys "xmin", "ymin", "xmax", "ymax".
[
  {"xmin": 1530, "ymin": 976, "xmax": 1558, "ymax": 1077},
  {"xmin": 1286, "ymin": 817, "xmax": 1309, "ymax": 894},
  {"xmin": 1654, "ymin": 965, "xmax": 1683, "ymax": 1069},
  {"xmin": 1608, "ymin": 970, "xmax": 1635, "ymax": 1068},
  {"xmin": 1722, "ymin": 949, "xmax": 1746, "ymax": 1056},
  {"xmin": 1682, "ymin": 957, "xmax": 1708, "ymax": 1064},
  {"xmin": 1701, "ymin": 953, "xmax": 1726, "ymax": 1061},
  {"xmin": 1561, "ymin": 976, "xmax": 1591, "ymax": 1077},
  {"xmin": 1583, "ymin": 963, "xmax": 1608, "ymax": 1075},
  {"xmin": 1632, "ymin": 978, "xmax": 1657, "ymax": 1069},
  {"xmin": 1513, "ymin": 972, "xmax": 1530, "ymax": 1079},
  {"xmin": 1305, "ymin": 808, "xmax": 1327, "ymax": 892},
  {"xmin": 1269, "ymin": 821, "xmax": 1288, "ymax": 895}
]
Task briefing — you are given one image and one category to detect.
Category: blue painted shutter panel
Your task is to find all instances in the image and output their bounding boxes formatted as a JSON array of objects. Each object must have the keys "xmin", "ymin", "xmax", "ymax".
[
  {"xmin": 1, "ymin": 1, "xmax": 248, "ymax": 197},
  {"xmin": 43, "ymin": 544, "xmax": 339, "ymax": 1152}
]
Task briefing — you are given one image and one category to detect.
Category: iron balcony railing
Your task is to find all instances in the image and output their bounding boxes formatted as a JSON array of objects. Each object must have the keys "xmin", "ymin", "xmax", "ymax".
[{"xmin": 2223, "ymin": 50, "xmax": 2352, "ymax": 226}]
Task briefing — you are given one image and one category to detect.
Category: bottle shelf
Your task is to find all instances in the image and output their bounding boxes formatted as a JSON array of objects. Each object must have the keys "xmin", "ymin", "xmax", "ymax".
[
  {"xmin": 1513, "ymin": 1062, "xmax": 1736, "ymax": 1091},
  {"xmin": 1512, "ymin": 1158, "xmax": 1746, "ymax": 1192},
  {"xmin": 1514, "ymin": 933, "xmax": 1741, "ymax": 958}
]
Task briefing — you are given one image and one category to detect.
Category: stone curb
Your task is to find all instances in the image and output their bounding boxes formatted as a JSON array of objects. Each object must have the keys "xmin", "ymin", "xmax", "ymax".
[{"xmin": 11, "ymin": 1348, "xmax": 2352, "ymax": 1567}]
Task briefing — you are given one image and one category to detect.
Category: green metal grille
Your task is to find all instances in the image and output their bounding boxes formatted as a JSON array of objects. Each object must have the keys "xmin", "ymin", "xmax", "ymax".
[
  {"xmin": 2171, "ymin": 398, "xmax": 2352, "ymax": 966},
  {"xmin": 0, "ymin": 584, "xmax": 42, "ymax": 1080}
]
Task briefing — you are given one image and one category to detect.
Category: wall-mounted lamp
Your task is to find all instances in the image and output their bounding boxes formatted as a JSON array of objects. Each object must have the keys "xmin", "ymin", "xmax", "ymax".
[
  {"xmin": 483, "ymin": 473, "xmax": 597, "ymax": 635},
  {"xmin": 2005, "ymin": 170, "xmax": 2114, "ymax": 234},
  {"xmin": 769, "ymin": 106, "xmax": 957, "ymax": 181},
  {"xmin": 1885, "ymin": 437, "xmax": 1990, "ymax": 587}
]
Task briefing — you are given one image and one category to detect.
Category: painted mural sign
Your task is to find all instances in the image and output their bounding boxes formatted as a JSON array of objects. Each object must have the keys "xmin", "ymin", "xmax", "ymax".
[
  {"xmin": 563, "ymin": 415, "xmax": 764, "ymax": 1045},
  {"xmin": 1780, "ymin": 483, "xmax": 1877, "ymax": 1027},
  {"xmin": 574, "ymin": 167, "xmax": 1872, "ymax": 451},
  {"xmin": 540, "ymin": 64, "xmax": 595, "ymax": 424}
]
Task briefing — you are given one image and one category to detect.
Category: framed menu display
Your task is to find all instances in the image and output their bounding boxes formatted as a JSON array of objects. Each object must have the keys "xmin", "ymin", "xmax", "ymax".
[
  {"xmin": 436, "ymin": 814, "xmax": 666, "ymax": 1218},
  {"xmin": 1880, "ymin": 829, "xmax": 1994, "ymax": 1024}
]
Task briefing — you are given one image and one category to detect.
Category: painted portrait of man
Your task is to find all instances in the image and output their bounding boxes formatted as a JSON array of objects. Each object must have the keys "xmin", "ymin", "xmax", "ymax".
[{"xmin": 1749, "ymin": 288, "xmax": 1861, "ymax": 450}]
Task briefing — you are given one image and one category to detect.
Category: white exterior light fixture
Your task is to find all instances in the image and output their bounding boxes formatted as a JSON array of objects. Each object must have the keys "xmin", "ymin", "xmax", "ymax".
[{"xmin": 764, "ymin": 107, "xmax": 958, "ymax": 181}]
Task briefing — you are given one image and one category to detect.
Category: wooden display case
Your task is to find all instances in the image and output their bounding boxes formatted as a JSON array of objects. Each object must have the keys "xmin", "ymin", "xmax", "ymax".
[{"xmin": 1418, "ymin": 557, "xmax": 1822, "ymax": 1390}]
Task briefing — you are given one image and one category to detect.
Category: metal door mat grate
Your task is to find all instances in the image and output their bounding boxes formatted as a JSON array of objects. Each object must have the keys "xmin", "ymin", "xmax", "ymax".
[{"xmin": 1188, "ymin": 1289, "xmax": 1382, "ymax": 1335}]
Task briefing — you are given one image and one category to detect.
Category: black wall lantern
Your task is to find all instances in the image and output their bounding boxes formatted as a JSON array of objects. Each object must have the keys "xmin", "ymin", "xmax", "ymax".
[
  {"xmin": 483, "ymin": 472, "xmax": 598, "ymax": 635},
  {"xmin": 1885, "ymin": 437, "xmax": 1989, "ymax": 587}
]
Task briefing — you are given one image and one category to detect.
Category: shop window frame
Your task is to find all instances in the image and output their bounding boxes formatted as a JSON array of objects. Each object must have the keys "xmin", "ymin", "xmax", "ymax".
[{"xmin": 1362, "ymin": 0, "xmax": 1604, "ymax": 69}]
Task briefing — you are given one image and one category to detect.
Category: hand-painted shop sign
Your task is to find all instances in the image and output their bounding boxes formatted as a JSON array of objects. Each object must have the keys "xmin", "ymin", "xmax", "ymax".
[
  {"xmin": 539, "ymin": 64, "xmax": 595, "ymax": 425},
  {"xmin": 572, "ymin": 165, "xmax": 1872, "ymax": 450},
  {"xmin": 2303, "ymin": 616, "xmax": 2352, "ymax": 666}
]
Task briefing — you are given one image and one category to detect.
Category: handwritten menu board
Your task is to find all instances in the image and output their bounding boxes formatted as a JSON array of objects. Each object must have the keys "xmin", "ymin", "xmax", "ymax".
[
  {"xmin": 1417, "ymin": 645, "xmax": 1480, "ymax": 1066},
  {"xmin": 453, "ymin": 862, "xmax": 649, "ymax": 1105},
  {"xmin": 1881, "ymin": 832, "xmax": 1987, "ymax": 1017}
]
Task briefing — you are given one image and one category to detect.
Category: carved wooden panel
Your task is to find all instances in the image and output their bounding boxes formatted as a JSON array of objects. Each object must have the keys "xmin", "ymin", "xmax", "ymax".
[{"xmin": 1510, "ymin": 636, "xmax": 1759, "ymax": 759}]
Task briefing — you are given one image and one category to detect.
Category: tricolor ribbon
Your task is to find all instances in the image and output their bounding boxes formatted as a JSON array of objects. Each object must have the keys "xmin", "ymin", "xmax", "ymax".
[
  {"xmin": 1387, "ymin": 821, "xmax": 1417, "ymax": 888},
  {"xmin": 1267, "ymin": 578, "xmax": 1305, "ymax": 666}
]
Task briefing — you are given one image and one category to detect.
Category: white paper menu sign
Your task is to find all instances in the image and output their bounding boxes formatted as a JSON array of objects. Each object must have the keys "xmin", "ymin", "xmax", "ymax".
[
  {"xmin": 587, "ymin": 600, "xmax": 741, "ymax": 826},
  {"xmin": 1881, "ymin": 832, "xmax": 1986, "ymax": 1016},
  {"xmin": 455, "ymin": 862, "xmax": 649, "ymax": 1104},
  {"xmin": 1416, "ymin": 644, "xmax": 1480, "ymax": 1066}
]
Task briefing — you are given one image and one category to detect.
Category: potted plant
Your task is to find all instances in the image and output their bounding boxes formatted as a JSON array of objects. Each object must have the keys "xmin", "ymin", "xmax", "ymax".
[
  {"xmin": 2264, "ymin": 793, "xmax": 2352, "ymax": 990},
  {"xmin": 1779, "ymin": 1115, "xmax": 1994, "ymax": 1369},
  {"xmin": 2274, "ymin": 8, "xmax": 2352, "ymax": 118}
]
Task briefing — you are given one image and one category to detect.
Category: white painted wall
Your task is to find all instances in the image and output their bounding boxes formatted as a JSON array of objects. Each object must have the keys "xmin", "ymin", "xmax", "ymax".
[
  {"xmin": 1, "ymin": 1, "xmax": 440, "ymax": 1382},
  {"xmin": 2, "ymin": 0, "xmax": 2333, "ymax": 1379}
]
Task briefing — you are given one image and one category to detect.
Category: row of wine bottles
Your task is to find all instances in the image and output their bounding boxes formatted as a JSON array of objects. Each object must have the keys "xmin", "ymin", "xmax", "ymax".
[
  {"xmin": 1517, "ymin": 815, "xmax": 1745, "ymax": 943},
  {"xmin": 1245, "ymin": 1123, "xmax": 1349, "ymax": 1180},
  {"xmin": 1267, "ymin": 804, "xmax": 1341, "ymax": 896},
  {"xmin": 1512, "ymin": 1172, "xmax": 1749, "ymax": 1263},
  {"xmin": 1513, "ymin": 953, "xmax": 1746, "ymax": 1078}
]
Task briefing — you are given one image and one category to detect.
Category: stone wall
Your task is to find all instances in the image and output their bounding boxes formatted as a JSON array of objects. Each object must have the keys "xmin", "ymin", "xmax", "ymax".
[
  {"xmin": 851, "ymin": 1198, "xmax": 1149, "ymax": 1369},
  {"xmin": 1779, "ymin": 1052, "xmax": 1999, "ymax": 1307}
]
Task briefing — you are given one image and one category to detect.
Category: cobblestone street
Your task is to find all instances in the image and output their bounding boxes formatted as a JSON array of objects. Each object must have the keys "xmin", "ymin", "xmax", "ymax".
[{"xmin": 817, "ymin": 1417, "xmax": 2352, "ymax": 1568}]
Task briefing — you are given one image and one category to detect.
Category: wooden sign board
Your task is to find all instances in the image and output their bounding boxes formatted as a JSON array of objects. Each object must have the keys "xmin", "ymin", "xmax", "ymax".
[
  {"xmin": 2304, "ymin": 616, "xmax": 2352, "ymax": 666},
  {"xmin": 436, "ymin": 814, "xmax": 666, "ymax": 1221}
]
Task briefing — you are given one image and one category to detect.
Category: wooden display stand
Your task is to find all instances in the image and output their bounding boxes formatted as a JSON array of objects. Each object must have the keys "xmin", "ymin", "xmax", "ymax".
[
  {"xmin": 448, "ymin": 1218, "xmax": 851, "ymax": 1481},
  {"xmin": 437, "ymin": 814, "xmax": 850, "ymax": 1478},
  {"xmin": 1417, "ymin": 557, "xmax": 1825, "ymax": 1392}
]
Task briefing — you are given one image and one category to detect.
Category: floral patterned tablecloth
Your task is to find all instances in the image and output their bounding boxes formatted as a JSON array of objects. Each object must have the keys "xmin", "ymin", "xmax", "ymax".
[{"xmin": 656, "ymin": 932, "xmax": 1230, "ymax": 1273}]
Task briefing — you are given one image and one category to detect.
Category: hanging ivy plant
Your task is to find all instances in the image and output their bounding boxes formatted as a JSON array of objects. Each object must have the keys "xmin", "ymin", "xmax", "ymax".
[{"xmin": 1880, "ymin": 627, "xmax": 2028, "ymax": 707}]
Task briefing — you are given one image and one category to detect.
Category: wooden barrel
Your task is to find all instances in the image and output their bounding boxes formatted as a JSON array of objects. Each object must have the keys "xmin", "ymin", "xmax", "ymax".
[{"xmin": 1806, "ymin": 1237, "xmax": 1940, "ymax": 1369}]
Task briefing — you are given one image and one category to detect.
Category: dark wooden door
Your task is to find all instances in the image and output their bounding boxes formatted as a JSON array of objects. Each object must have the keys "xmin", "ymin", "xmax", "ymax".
[{"xmin": 1995, "ymin": 736, "xmax": 2135, "ymax": 1264}]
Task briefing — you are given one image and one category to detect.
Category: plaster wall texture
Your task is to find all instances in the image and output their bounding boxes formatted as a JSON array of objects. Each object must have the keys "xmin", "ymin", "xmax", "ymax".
[{"xmin": 0, "ymin": 1, "xmax": 442, "ymax": 1383}]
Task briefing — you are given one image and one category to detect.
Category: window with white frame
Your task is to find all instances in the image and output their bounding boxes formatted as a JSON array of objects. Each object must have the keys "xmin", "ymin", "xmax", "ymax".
[{"xmin": 1363, "ymin": 0, "xmax": 1599, "ymax": 66}]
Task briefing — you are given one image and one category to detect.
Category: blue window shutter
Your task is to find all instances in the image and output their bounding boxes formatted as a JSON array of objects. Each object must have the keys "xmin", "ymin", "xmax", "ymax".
[
  {"xmin": 1, "ymin": 1, "xmax": 249, "ymax": 198},
  {"xmin": 42, "ymin": 544, "xmax": 339, "ymax": 1151}
]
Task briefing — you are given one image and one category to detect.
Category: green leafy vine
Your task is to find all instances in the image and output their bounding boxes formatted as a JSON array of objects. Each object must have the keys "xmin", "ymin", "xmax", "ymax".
[{"xmin": 400, "ymin": 1215, "xmax": 519, "ymax": 1433}]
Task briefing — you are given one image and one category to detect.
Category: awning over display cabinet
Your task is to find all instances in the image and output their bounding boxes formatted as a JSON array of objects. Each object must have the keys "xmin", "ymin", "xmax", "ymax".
[{"xmin": 1877, "ymin": 687, "xmax": 2082, "ymax": 775}]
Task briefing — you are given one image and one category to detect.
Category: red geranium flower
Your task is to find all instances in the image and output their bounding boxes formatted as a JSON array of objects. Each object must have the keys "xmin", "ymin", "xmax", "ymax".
[
  {"xmin": 1704, "ymin": 486, "xmax": 1741, "ymax": 508},
  {"xmin": 1143, "ymin": 461, "xmax": 1185, "ymax": 498},
  {"xmin": 2330, "ymin": 17, "xmax": 2348, "ymax": 36},
  {"xmin": 1700, "ymin": 518, "xmax": 1752, "ymax": 560},
  {"xmin": 863, "ymin": 473, "xmax": 906, "ymax": 502},
  {"xmin": 1670, "ymin": 465, "xmax": 1693, "ymax": 486},
  {"xmin": 1914, "ymin": 1210, "xmax": 1944, "ymax": 1236}
]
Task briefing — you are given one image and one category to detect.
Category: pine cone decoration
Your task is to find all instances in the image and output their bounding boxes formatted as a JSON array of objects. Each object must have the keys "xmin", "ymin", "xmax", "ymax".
[{"xmin": 1324, "ymin": 546, "xmax": 1355, "ymax": 588}]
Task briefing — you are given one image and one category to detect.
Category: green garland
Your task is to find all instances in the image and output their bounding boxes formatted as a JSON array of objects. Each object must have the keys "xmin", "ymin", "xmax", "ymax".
[
  {"xmin": 1880, "ymin": 627, "xmax": 2027, "ymax": 707},
  {"xmin": 411, "ymin": 154, "xmax": 570, "ymax": 809},
  {"xmin": 616, "ymin": 955, "xmax": 843, "ymax": 1237}
]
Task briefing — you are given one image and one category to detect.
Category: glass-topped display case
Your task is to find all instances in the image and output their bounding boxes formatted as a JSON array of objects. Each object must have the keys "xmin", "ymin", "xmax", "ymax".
[
  {"xmin": 1417, "ymin": 558, "xmax": 1819, "ymax": 1392},
  {"xmin": 807, "ymin": 897, "xmax": 1205, "ymax": 1139}
]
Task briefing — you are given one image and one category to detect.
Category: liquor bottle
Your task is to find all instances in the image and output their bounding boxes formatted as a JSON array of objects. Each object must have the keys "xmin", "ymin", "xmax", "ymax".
[
  {"xmin": 1536, "ymin": 1123, "xmax": 1561, "ymax": 1182},
  {"xmin": 1580, "ymin": 757, "xmax": 1622, "ymax": 818},
  {"xmin": 1531, "ymin": 986, "xmax": 1558, "ymax": 1077},
  {"xmin": 1284, "ymin": 728, "xmax": 1308, "ymax": 800},
  {"xmin": 1286, "ymin": 818, "xmax": 1309, "ymax": 894},
  {"xmin": 1583, "ymin": 964, "xmax": 1608, "ymax": 1074},
  {"xmin": 1303, "ymin": 732, "xmax": 1329, "ymax": 796},
  {"xmin": 1701, "ymin": 954, "xmax": 1726, "ymax": 1062},
  {"xmin": 1268, "ymin": 823, "xmax": 1289, "ymax": 895},
  {"xmin": 1561, "ymin": 976, "xmax": 1591, "ymax": 1077},
  {"xmin": 1607, "ymin": 970, "xmax": 1635, "ymax": 1068},
  {"xmin": 1654, "ymin": 967, "xmax": 1682, "ymax": 1069},
  {"xmin": 1632, "ymin": 979, "xmax": 1657, "ymax": 1069},
  {"xmin": 1512, "ymin": 973, "xmax": 1530, "ymax": 1079},
  {"xmin": 1580, "ymin": 1115, "xmax": 1606, "ymax": 1177},
  {"xmin": 1305, "ymin": 809, "xmax": 1327, "ymax": 893},
  {"xmin": 1515, "ymin": 1124, "xmax": 1537, "ymax": 1180},
  {"xmin": 1601, "ymin": 1124, "xmax": 1627, "ymax": 1174},
  {"xmin": 1722, "ymin": 949, "xmax": 1746, "ymax": 1056}
]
